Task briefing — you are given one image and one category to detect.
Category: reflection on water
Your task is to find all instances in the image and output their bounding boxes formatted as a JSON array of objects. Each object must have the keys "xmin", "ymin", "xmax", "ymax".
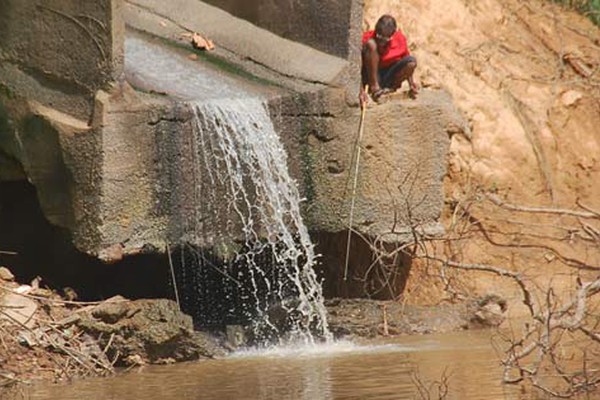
[{"xmin": 28, "ymin": 331, "xmax": 528, "ymax": 400}]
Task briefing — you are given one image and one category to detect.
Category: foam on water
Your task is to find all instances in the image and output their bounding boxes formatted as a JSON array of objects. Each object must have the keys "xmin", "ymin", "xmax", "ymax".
[{"xmin": 228, "ymin": 340, "xmax": 431, "ymax": 360}]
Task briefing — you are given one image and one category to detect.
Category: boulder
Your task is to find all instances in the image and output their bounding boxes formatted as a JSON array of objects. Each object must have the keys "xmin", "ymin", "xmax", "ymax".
[{"xmin": 76, "ymin": 298, "xmax": 226, "ymax": 366}]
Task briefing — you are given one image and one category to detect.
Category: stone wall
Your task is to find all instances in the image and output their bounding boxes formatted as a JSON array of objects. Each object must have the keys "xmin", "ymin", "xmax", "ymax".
[
  {"xmin": 0, "ymin": 0, "xmax": 459, "ymax": 294},
  {"xmin": 0, "ymin": 0, "xmax": 124, "ymax": 119},
  {"xmin": 201, "ymin": 0, "xmax": 363, "ymax": 61}
]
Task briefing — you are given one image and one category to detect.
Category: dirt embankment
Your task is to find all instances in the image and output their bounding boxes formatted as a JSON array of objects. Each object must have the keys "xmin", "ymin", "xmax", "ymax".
[{"xmin": 361, "ymin": 3, "xmax": 600, "ymax": 394}]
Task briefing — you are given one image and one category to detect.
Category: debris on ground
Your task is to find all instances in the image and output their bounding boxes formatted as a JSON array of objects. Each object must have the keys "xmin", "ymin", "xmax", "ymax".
[
  {"xmin": 0, "ymin": 268, "xmax": 225, "ymax": 390},
  {"xmin": 325, "ymin": 295, "xmax": 507, "ymax": 339}
]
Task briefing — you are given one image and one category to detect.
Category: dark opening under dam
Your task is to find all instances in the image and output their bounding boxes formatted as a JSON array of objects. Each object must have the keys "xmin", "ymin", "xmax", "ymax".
[{"xmin": 0, "ymin": 180, "xmax": 412, "ymax": 331}]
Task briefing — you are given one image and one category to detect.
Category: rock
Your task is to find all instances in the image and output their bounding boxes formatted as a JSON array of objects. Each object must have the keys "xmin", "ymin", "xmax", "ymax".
[
  {"xmin": 0, "ymin": 266, "xmax": 15, "ymax": 281},
  {"xmin": 560, "ymin": 90, "xmax": 583, "ymax": 107},
  {"xmin": 76, "ymin": 299, "xmax": 227, "ymax": 366},
  {"xmin": 468, "ymin": 294, "xmax": 507, "ymax": 328},
  {"xmin": 98, "ymin": 243, "xmax": 124, "ymax": 264},
  {"xmin": 225, "ymin": 325, "xmax": 246, "ymax": 349}
]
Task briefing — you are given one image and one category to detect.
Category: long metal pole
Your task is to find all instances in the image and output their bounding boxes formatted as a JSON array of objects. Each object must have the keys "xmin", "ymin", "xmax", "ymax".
[
  {"xmin": 166, "ymin": 242, "xmax": 181, "ymax": 309},
  {"xmin": 343, "ymin": 101, "xmax": 367, "ymax": 281}
]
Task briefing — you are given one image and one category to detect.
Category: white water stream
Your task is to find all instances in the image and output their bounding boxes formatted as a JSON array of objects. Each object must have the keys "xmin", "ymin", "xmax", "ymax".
[{"xmin": 189, "ymin": 97, "xmax": 331, "ymax": 344}]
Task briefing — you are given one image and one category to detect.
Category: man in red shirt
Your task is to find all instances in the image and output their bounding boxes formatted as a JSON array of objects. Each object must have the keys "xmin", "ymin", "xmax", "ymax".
[{"xmin": 360, "ymin": 15, "xmax": 418, "ymax": 103}]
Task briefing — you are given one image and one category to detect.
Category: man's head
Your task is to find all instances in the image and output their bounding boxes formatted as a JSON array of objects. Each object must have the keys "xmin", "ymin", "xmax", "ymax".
[{"xmin": 374, "ymin": 14, "xmax": 397, "ymax": 46}]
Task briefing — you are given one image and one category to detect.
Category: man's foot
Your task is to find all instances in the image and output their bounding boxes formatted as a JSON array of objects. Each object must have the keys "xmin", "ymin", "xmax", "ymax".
[
  {"xmin": 408, "ymin": 82, "xmax": 419, "ymax": 99},
  {"xmin": 371, "ymin": 88, "xmax": 392, "ymax": 102}
]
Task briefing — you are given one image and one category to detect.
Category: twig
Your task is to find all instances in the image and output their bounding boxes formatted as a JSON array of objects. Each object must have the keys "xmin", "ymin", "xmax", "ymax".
[
  {"xmin": 103, "ymin": 333, "xmax": 115, "ymax": 354},
  {"xmin": 381, "ymin": 304, "xmax": 389, "ymax": 336},
  {"xmin": 0, "ymin": 372, "xmax": 27, "ymax": 387},
  {"xmin": 580, "ymin": 326, "xmax": 600, "ymax": 343},
  {"xmin": 576, "ymin": 199, "xmax": 600, "ymax": 218},
  {"xmin": 488, "ymin": 194, "xmax": 600, "ymax": 219},
  {"xmin": 344, "ymin": 103, "xmax": 368, "ymax": 281},
  {"xmin": 418, "ymin": 255, "xmax": 538, "ymax": 317},
  {"xmin": 0, "ymin": 286, "xmax": 125, "ymax": 306}
]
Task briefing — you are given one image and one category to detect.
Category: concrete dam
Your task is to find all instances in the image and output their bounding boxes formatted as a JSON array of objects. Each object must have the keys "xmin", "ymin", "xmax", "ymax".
[{"xmin": 0, "ymin": 0, "xmax": 466, "ymax": 329}]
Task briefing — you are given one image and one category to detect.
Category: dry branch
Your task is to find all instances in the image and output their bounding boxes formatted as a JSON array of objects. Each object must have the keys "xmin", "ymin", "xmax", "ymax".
[{"xmin": 488, "ymin": 194, "xmax": 600, "ymax": 219}]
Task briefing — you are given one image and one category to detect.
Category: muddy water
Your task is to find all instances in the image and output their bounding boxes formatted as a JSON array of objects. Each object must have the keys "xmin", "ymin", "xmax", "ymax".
[{"xmin": 27, "ymin": 331, "xmax": 530, "ymax": 400}]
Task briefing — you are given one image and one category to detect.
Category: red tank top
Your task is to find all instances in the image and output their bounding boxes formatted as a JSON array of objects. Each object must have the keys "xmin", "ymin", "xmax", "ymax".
[{"xmin": 362, "ymin": 30, "xmax": 410, "ymax": 69}]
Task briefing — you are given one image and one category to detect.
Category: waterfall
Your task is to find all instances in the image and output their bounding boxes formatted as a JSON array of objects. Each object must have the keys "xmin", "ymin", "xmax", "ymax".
[{"xmin": 187, "ymin": 97, "xmax": 331, "ymax": 345}]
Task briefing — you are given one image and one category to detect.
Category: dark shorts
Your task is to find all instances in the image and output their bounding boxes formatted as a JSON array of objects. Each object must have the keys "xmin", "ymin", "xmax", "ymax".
[{"xmin": 378, "ymin": 55, "xmax": 416, "ymax": 89}]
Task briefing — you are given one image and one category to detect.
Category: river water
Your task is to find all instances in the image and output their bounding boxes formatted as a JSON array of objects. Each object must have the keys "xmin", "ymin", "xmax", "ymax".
[{"xmin": 28, "ymin": 330, "xmax": 529, "ymax": 400}]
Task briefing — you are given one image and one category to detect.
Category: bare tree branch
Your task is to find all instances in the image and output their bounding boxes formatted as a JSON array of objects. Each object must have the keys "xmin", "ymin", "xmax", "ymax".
[{"xmin": 488, "ymin": 193, "xmax": 600, "ymax": 219}]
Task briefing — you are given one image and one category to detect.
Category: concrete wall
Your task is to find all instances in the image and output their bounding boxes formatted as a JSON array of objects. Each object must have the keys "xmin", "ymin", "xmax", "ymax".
[
  {"xmin": 0, "ymin": 0, "xmax": 124, "ymax": 232},
  {"xmin": 0, "ymin": 0, "xmax": 124, "ymax": 119},
  {"xmin": 202, "ymin": 0, "xmax": 363, "ymax": 61},
  {"xmin": 271, "ymin": 90, "xmax": 463, "ymax": 242},
  {"xmin": 0, "ymin": 0, "xmax": 460, "ymax": 290}
]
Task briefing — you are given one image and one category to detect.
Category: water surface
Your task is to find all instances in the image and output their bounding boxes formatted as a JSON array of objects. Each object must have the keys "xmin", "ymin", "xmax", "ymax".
[
  {"xmin": 125, "ymin": 34, "xmax": 275, "ymax": 100},
  {"xmin": 29, "ymin": 331, "xmax": 527, "ymax": 400}
]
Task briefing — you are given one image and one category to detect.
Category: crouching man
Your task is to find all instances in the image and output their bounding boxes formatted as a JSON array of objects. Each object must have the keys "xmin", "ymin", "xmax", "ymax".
[{"xmin": 360, "ymin": 14, "xmax": 419, "ymax": 104}]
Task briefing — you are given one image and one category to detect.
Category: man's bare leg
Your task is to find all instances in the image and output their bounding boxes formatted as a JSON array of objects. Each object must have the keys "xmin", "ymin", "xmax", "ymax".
[
  {"xmin": 392, "ymin": 59, "xmax": 418, "ymax": 98},
  {"xmin": 362, "ymin": 41, "xmax": 383, "ymax": 100}
]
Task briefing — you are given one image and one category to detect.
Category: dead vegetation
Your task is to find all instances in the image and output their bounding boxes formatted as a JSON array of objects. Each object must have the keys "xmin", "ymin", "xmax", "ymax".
[
  {"xmin": 0, "ymin": 281, "xmax": 117, "ymax": 386},
  {"xmin": 412, "ymin": 368, "xmax": 451, "ymax": 400},
  {"xmin": 353, "ymin": 183, "xmax": 600, "ymax": 398},
  {"xmin": 0, "ymin": 275, "xmax": 223, "ymax": 391},
  {"xmin": 359, "ymin": 0, "xmax": 600, "ymax": 396}
]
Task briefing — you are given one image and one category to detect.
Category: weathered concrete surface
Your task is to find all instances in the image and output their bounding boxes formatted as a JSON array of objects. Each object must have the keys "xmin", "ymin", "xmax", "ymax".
[
  {"xmin": 0, "ymin": 0, "xmax": 124, "ymax": 119},
  {"xmin": 125, "ymin": 0, "xmax": 351, "ymax": 88},
  {"xmin": 0, "ymin": 0, "xmax": 461, "ymax": 298},
  {"xmin": 0, "ymin": 98, "xmax": 93, "ymax": 229},
  {"xmin": 0, "ymin": 0, "xmax": 124, "ymax": 230},
  {"xmin": 201, "ymin": 0, "xmax": 363, "ymax": 61},
  {"xmin": 270, "ymin": 89, "xmax": 466, "ymax": 298},
  {"xmin": 272, "ymin": 89, "xmax": 465, "ymax": 241}
]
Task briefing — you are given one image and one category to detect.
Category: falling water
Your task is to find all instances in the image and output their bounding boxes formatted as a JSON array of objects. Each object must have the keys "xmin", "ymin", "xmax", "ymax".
[{"xmin": 187, "ymin": 97, "xmax": 331, "ymax": 345}]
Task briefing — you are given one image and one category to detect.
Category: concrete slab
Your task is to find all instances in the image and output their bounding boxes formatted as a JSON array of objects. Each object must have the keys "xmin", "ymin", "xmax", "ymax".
[{"xmin": 124, "ymin": 0, "xmax": 349, "ymax": 86}]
